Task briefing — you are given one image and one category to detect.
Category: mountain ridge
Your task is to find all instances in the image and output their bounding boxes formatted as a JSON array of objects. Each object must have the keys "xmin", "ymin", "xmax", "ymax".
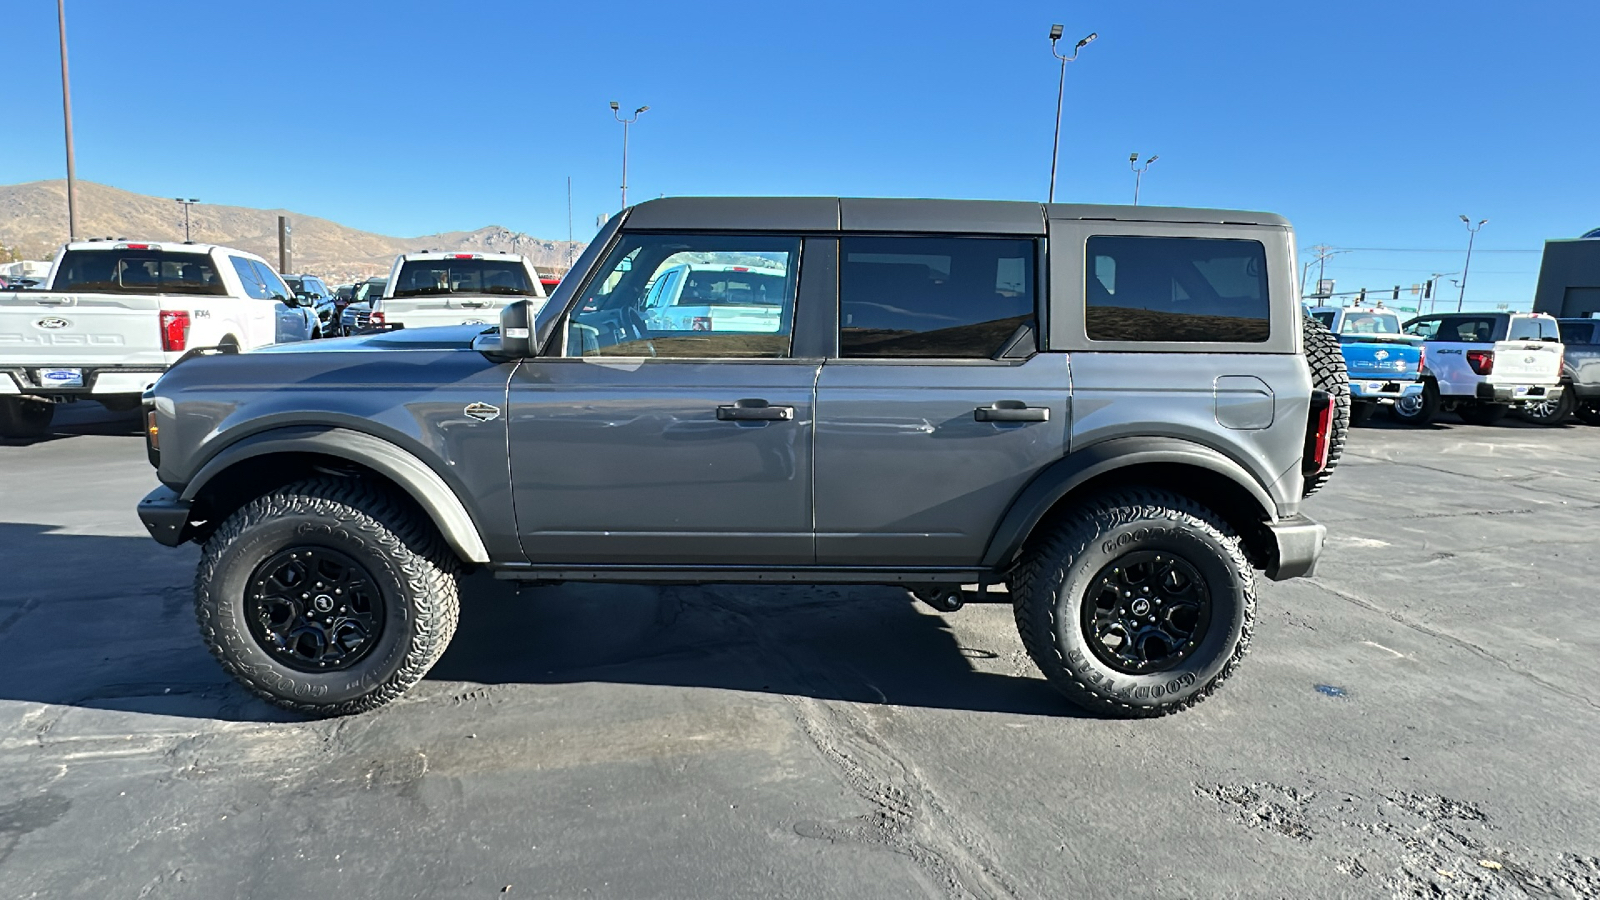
[{"xmin": 0, "ymin": 180, "xmax": 584, "ymax": 283}]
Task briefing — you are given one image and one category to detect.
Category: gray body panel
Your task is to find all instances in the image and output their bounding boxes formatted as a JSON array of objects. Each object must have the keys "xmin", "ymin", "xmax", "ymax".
[
  {"xmin": 814, "ymin": 354, "xmax": 1069, "ymax": 565},
  {"xmin": 507, "ymin": 358, "xmax": 819, "ymax": 564}
]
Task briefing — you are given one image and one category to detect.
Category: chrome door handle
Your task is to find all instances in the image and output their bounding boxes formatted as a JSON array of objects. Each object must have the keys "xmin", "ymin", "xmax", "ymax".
[{"xmin": 717, "ymin": 399, "xmax": 795, "ymax": 421}]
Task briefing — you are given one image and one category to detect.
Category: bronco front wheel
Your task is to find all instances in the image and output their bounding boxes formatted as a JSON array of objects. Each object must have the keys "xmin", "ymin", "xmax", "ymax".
[
  {"xmin": 194, "ymin": 478, "xmax": 460, "ymax": 716},
  {"xmin": 1010, "ymin": 489, "xmax": 1255, "ymax": 718}
]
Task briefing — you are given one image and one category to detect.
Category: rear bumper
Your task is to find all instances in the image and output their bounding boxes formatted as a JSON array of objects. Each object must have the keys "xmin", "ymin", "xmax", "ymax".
[
  {"xmin": 1, "ymin": 365, "xmax": 167, "ymax": 398},
  {"xmin": 1349, "ymin": 379, "xmax": 1423, "ymax": 402},
  {"xmin": 137, "ymin": 485, "xmax": 191, "ymax": 547},
  {"xmin": 1264, "ymin": 514, "xmax": 1326, "ymax": 581},
  {"xmin": 1475, "ymin": 382, "xmax": 1561, "ymax": 404}
]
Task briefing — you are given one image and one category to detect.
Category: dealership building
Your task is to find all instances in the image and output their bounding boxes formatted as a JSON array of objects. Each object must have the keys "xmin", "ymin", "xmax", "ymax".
[{"xmin": 1533, "ymin": 228, "xmax": 1600, "ymax": 318}]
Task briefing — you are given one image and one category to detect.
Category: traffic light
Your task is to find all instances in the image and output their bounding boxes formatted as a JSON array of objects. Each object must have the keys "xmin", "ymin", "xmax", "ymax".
[
  {"xmin": 1423, "ymin": 280, "xmax": 1433, "ymax": 300},
  {"xmin": 1358, "ymin": 288, "xmax": 1367, "ymax": 303},
  {"xmin": 1392, "ymin": 285, "xmax": 1400, "ymax": 301}
]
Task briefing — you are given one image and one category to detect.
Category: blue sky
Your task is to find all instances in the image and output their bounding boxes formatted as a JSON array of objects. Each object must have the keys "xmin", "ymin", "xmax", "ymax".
[{"xmin": 5, "ymin": 0, "xmax": 1596, "ymax": 309}]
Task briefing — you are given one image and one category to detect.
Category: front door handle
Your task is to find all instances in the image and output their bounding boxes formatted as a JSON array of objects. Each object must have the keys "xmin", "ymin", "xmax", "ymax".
[
  {"xmin": 717, "ymin": 399, "xmax": 795, "ymax": 422},
  {"xmin": 975, "ymin": 401, "xmax": 1049, "ymax": 423}
]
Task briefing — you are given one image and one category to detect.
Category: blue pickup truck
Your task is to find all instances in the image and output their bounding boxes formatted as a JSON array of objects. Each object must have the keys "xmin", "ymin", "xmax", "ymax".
[{"xmin": 1308, "ymin": 306, "xmax": 1425, "ymax": 424}]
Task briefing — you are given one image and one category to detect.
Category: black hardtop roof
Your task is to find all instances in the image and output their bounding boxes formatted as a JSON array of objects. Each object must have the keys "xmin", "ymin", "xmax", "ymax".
[{"xmin": 623, "ymin": 196, "xmax": 1288, "ymax": 234}]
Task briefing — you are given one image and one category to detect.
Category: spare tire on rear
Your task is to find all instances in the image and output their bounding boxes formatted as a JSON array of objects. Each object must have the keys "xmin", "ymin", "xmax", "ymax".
[{"xmin": 1301, "ymin": 316, "xmax": 1349, "ymax": 498}]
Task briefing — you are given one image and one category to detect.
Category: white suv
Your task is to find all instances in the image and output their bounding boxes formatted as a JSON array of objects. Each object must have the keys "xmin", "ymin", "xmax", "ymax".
[
  {"xmin": 1395, "ymin": 311, "xmax": 1564, "ymax": 425},
  {"xmin": 371, "ymin": 252, "xmax": 545, "ymax": 330}
]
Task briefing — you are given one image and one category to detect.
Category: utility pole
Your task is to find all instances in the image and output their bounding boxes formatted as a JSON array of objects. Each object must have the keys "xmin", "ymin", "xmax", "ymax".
[
  {"xmin": 1456, "ymin": 216, "xmax": 1488, "ymax": 312},
  {"xmin": 1047, "ymin": 25, "xmax": 1097, "ymax": 203},
  {"xmin": 610, "ymin": 101, "xmax": 649, "ymax": 210},
  {"xmin": 1129, "ymin": 152, "xmax": 1158, "ymax": 205},
  {"xmin": 1304, "ymin": 244, "xmax": 1351, "ymax": 300},
  {"xmin": 174, "ymin": 198, "xmax": 199, "ymax": 242},
  {"xmin": 277, "ymin": 216, "xmax": 292, "ymax": 274},
  {"xmin": 566, "ymin": 176, "xmax": 574, "ymax": 267},
  {"xmin": 57, "ymin": 0, "xmax": 79, "ymax": 240}
]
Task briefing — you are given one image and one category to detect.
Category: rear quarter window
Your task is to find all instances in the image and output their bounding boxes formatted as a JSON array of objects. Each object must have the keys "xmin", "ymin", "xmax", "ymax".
[{"xmin": 1086, "ymin": 236, "xmax": 1269, "ymax": 343}]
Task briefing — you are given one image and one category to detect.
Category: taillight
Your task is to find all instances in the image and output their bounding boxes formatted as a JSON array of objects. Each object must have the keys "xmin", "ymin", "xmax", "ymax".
[
  {"xmin": 160, "ymin": 310, "xmax": 191, "ymax": 351},
  {"xmin": 1466, "ymin": 349, "xmax": 1494, "ymax": 375},
  {"xmin": 1418, "ymin": 346, "xmax": 1426, "ymax": 372},
  {"xmin": 369, "ymin": 311, "xmax": 385, "ymax": 326},
  {"xmin": 1303, "ymin": 390, "xmax": 1334, "ymax": 477},
  {"xmin": 690, "ymin": 317, "xmax": 712, "ymax": 332}
]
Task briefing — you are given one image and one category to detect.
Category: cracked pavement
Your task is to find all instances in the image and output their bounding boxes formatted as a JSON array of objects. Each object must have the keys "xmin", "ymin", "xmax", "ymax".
[{"xmin": 1, "ymin": 405, "xmax": 1597, "ymax": 899}]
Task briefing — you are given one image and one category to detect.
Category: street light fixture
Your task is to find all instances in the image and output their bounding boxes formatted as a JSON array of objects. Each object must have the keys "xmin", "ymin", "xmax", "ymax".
[
  {"xmin": 174, "ymin": 198, "xmax": 199, "ymax": 242},
  {"xmin": 1047, "ymin": 26, "xmax": 1097, "ymax": 203},
  {"xmin": 611, "ymin": 101, "xmax": 649, "ymax": 210},
  {"xmin": 1456, "ymin": 216, "xmax": 1488, "ymax": 312},
  {"xmin": 1129, "ymin": 152, "xmax": 1158, "ymax": 205}
]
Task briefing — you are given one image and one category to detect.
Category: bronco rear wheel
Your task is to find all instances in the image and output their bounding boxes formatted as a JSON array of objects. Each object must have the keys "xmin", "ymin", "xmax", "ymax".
[
  {"xmin": 194, "ymin": 478, "xmax": 460, "ymax": 716},
  {"xmin": 1010, "ymin": 489, "xmax": 1255, "ymax": 718}
]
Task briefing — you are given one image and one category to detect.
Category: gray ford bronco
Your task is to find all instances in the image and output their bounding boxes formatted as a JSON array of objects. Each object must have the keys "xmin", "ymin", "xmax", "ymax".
[{"xmin": 136, "ymin": 198, "xmax": 1347, "ymax": 718}]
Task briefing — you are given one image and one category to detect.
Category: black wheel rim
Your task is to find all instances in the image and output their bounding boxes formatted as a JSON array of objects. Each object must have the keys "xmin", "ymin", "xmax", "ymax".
[
  {"xmin": 246, "ymin": 546, "xmax": 385, "ymax": 672},
  {"xmin": 1081, "ymin": 551, "xmax": 1212, "ymax": 675}
]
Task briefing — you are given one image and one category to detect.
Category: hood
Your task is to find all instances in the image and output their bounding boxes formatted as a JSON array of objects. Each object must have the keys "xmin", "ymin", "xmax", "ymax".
[{"xmin": 251, "ymin": 324, "xmax": 493, "ymax": 354}]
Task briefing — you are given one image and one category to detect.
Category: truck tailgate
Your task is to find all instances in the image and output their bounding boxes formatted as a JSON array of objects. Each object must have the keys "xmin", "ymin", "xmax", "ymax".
[
  {"xmin": 1339, "ymin": 335, "xmax": 1422, "ymax": 380},
  {"xmin": 1488, "ymin": 341, "xmax": 1562, "ymax": 385},
  {"xmin": 0, "ymin": 292, "xmax": 167, "ymax": 366}
]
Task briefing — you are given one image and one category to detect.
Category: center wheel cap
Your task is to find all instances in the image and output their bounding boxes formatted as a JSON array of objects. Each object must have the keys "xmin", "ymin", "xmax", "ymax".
[
  {"xmin": 1130, "ymin": 598, "xmax": 1151, "ymax": 616},
  {"xmin": 312, "ymin": 594, "xmax": 335, "ymax": 613}
]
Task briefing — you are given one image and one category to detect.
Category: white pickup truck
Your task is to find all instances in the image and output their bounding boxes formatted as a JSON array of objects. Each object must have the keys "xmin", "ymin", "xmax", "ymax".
[
  {"xmin": 368, "ymin": 252, "xmax": 545, "ymax": 331},
  {"xmin": 0, "ymin": 240, "xmax": 318, "ymax": 437},
  {"xmin": 641, "ymin": 261, "xmax": 789, "ymax": 333},
  {"xmin": 1395, "ymin": 310, "xmax": 1565, "ymax": 425}
]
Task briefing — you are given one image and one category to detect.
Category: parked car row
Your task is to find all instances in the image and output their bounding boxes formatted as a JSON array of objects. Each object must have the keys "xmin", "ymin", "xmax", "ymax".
[
  {"xmin": 0, "ymin": 238, "xmax": 554, "ymax": 437},
  {"xmin": 1307, "ymin": 304, "xmax": 1595, "ymax": 426}
]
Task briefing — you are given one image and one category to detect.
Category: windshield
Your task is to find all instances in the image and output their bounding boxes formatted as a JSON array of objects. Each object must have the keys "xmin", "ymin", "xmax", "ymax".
[
  {"xmin": 1340, "ymin": 311, "xmax": 1401, "ymax": 334},
  {"xmin": 392, "ymin": 259, "xmax": 533, "ymax": 297},
  {"xmin": 53, "ymin": 249, "xmax": 227, "ymax": 296}
]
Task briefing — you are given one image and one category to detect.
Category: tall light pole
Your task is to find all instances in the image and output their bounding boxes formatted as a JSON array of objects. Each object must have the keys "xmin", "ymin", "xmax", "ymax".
[
  {"xmin": 174, "ymin": 198, "xmax": 199, "ymax": 242},
  {"xmin": 57, "ymin": 0, "xmax": 79, "ymax": 240},
  {"xmin": 1456, "ymin": 216, "xmax": 1488, "ymax": 312},
  {"xmin": 1047, "ymin": 26, "xmax": 1097, "ymax": 203},
  {"xmin": 610, "ymin": 101, "xmax": 649, "ymax": 210},
  {"xmin": 1129, "ymin": 152, "xmax": 1158, "ymax": 205}
]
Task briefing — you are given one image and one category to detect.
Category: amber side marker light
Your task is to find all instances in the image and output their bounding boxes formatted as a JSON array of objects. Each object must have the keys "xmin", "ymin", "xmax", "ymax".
[{"xmin": 145, "ymin": 410, "xmax": 159, "ymax": 449}]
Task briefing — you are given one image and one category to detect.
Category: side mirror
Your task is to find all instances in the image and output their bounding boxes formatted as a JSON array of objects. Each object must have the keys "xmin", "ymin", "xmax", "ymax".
[{"xmin": 498, "ymin": 299, "xmax": 533, "ymax": 358}]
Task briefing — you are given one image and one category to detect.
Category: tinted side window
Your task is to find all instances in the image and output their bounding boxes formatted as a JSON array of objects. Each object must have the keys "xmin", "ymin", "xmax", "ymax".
[
  {"xmin": 567, "ymin": 233, "xmax": 800, "ymax": 359},
  {"xmin": 838, "ymin": 236, "xmax": 1034, "ymax": 359},
  {"xmin": 1432, "ymin": 316, "xmax": 1499, "ymax": 342},
  {"xmin": 252, "ymin": 261, "xmax": 291, "ymax": 299},
  {"xmin": 1086, "ymin": 236, "xmax": 1269, "ymax": 342},
  {"xmin": 1311, "ymin": 311, "xmax": 1335, "ymax": 327},
  {"xmin": 1404, "ymin": 318, "xmax": 1440, "ymax": 338},
  {"xmin": 229, "ymin": 257, "xmax": 271, "ymax": 300}
]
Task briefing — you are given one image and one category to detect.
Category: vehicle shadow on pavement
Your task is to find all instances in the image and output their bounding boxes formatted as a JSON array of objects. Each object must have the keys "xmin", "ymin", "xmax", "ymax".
[
  {"xmin": 0, "ymin": 525, "xmax": 1081, "ymax": 722},
  {"xmin": 432, "ymin": 574, "xmax": 1088, "ymax": 718}
]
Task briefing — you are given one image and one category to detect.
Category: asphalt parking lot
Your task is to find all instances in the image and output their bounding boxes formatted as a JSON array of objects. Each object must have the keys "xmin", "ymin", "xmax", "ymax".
[{"xmin": 2, "ymin": 403, "xmax": 1598, "ymax": 900}]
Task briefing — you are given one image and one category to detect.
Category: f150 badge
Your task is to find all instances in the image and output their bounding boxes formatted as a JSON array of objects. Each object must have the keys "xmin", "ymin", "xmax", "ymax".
[
  {"xmin": 36, "ymin": 317, "xmax": 69, "ymax": 330},
  {"xmin": 464, "ymin": 402, "xmax": 501, "ymax": 422}
]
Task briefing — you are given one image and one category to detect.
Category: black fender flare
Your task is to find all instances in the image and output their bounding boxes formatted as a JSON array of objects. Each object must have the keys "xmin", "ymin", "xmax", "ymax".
[
  {"xmin": 179, "ymin": 425, "xmax": 490, "ymax": 563},
  {"xmin": 979, "ymin": 436, "xmax": 1278, "ymax": 569}
]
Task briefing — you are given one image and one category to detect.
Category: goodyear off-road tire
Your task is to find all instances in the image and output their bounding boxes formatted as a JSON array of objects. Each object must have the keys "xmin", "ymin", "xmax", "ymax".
[
  {"xmin": 1302, "ymin": 316, "xmax": 1349, "ymax": 498},
  {"xmin": 194, "ymin": 478, "xmax": 460, "ymax": 717},
  {"xmin": 1576, "ymin": 400, "xmax": 1600, "ymax": 426},
  {"xmin": 0, "ymin": 397, "xmax": 54, "ymax": 439},
  {"xmin": 1011, "ymin": 489, "xmax": 1256, "ymax": 718},
  {"xmin": 1458, "ymin": 402, "xmax": 1509, "ymax": 426}
]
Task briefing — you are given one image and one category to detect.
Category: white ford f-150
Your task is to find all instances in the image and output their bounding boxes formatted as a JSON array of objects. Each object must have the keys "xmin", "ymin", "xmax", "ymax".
[
  {"xmin": 0, "ymin": 240, "xmax": 318, "ymax": 437},
  {"xmin": 368, "ymin": 252, "xmax": 546, "ymax": 331}
]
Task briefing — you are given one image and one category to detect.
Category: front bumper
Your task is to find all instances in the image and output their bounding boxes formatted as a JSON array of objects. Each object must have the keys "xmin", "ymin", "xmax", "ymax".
[
  {"xmin": 1475, "ymin": 382, "xmax": 1561, "ymax": 404},
  {"xmin": 137, "ymin": 485, "xmax": 191, "ymax": 547},
  {"xmin": 1349, "ymin": 379, "xmax": 1423, "ymax": 403},
  {"xmin": 1264, "ymin": 514, "xmax": 1325, "ymax": 581}
]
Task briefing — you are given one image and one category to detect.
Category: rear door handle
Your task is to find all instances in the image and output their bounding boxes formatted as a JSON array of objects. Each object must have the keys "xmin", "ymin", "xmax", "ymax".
[
  {"xmin": 975, "ymin": 401, "xmax": 1049, "ymax": 422},
  {"xmin": 717, "ymin": 399, "xmax": 795, "ymax": 421}
]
